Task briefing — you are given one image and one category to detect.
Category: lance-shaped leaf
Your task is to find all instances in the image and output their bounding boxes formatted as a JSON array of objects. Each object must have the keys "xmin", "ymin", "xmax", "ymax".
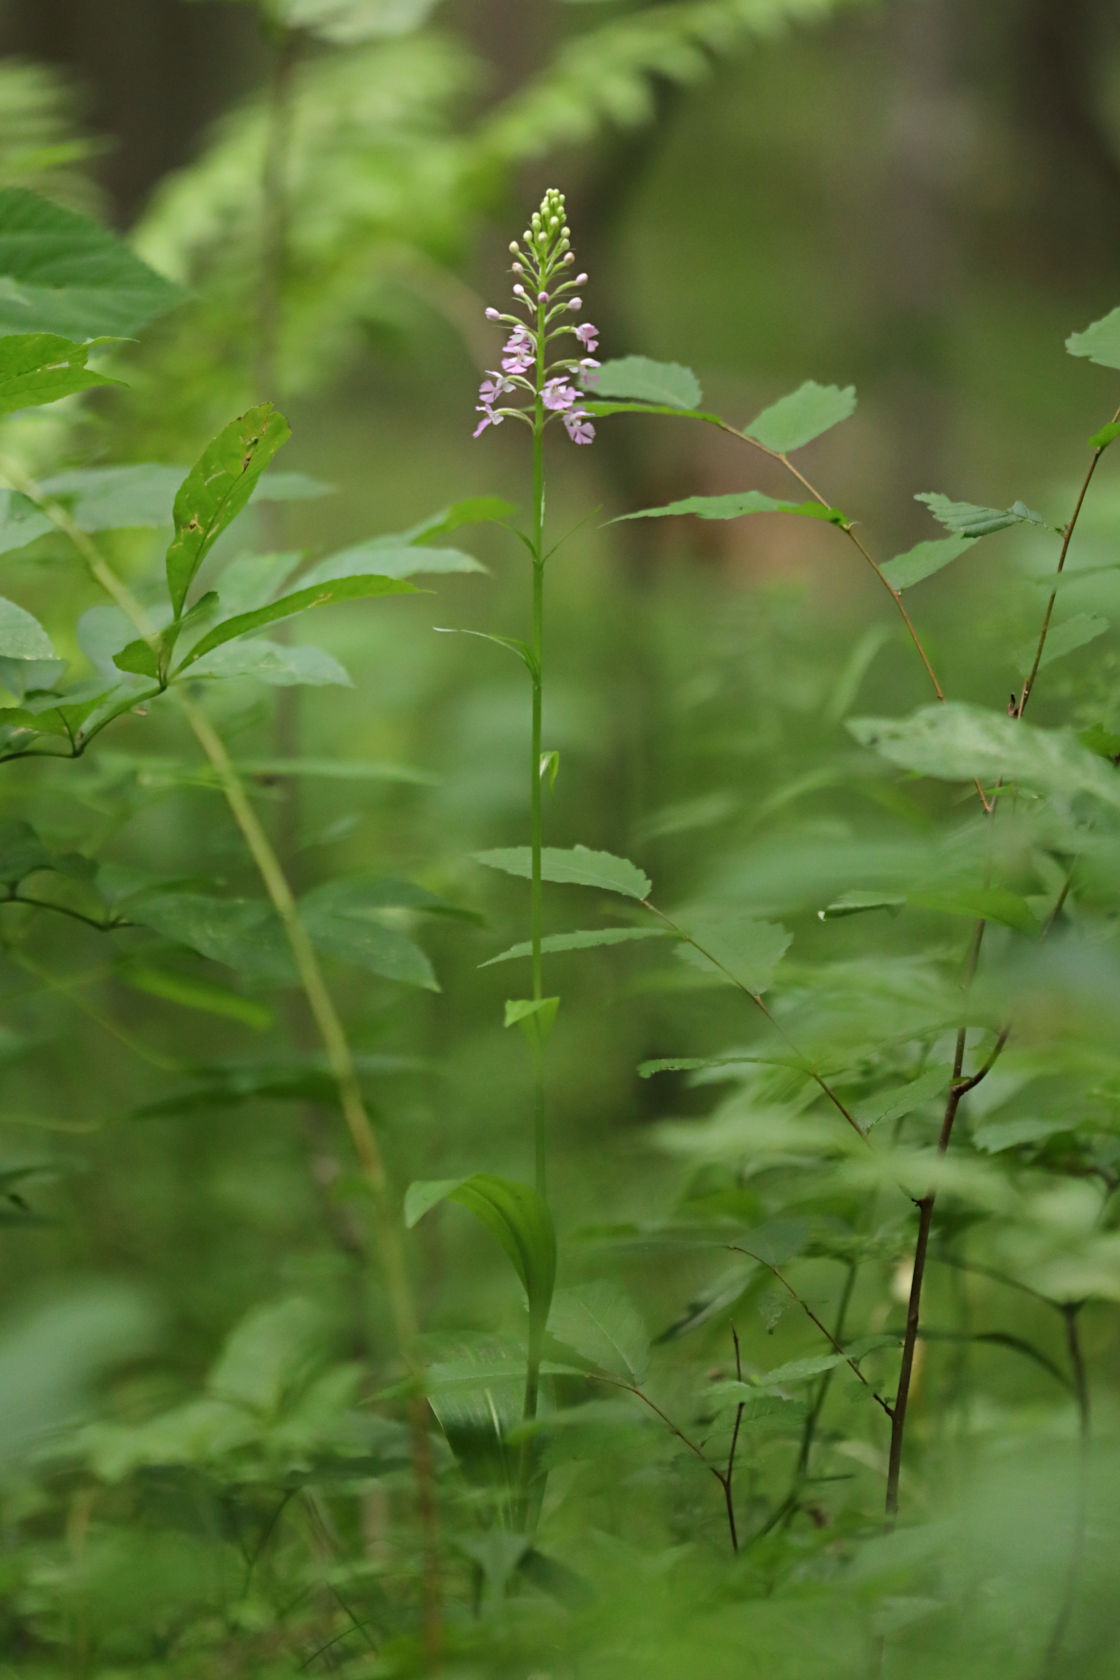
[
  {"xmin": 1013, "ymin": 613, "xmax": 1108, "ymax": 676},
  {"xmin": 880, "ymin": 535, "xmax": 976, "ymax": 591},
  {"xmin": 0, "ymin": 187, "xmax": 182, "ymax": 338},
  {"xmin": 744, "ymin": 381, "xmax": 856, "ymax": 454},
  {"xmin": 589, "ymin": 356, "xmax": 702, "ymax": 409},
  {"xmin": 474, "ymin": 844, "xmax": 651, "ymax": 900},
  {"xmin": 165, "ymin": 405, "xmax": 291, "ymax": 618},
  {"xmin": 172, "ymin": 573, "xmax": 417, "ymax": 673},
  {"xmin": 301, "ymin": 542, "xmax": 485, "ymax": 583},
  {"xmin": 674, "ymin": 910, "xmax": 791, "ymax": 994},
  {"xmin": 613, "ymin": 490, "xmax": 847, "ymax": 526},
  {"xmin": 481, "ymin": 926, "xmax": 669, "ymax": 967},
  {"xmin": 547, "ymin": 1282, "xmax": 649, "ymax": 1385},
  {"xmin": 434, "ymin": 627, "xmax": 537, "ymax": 678},
  {"xmin": 0, "ymin": 333, "xmax": 123, "ymax": 415},
  {"xmin": 1067, "ymin": 306, "xmax": 1120, "ymax": 372},
  {"xmin": 405, "ymin": 1174, "xmax": 557, "ymax": 1341},
  {"xmin": 848, "ymin": 701, "xmax": 1120, "ymax": 809},
  {"xmin": 915, "ymin": 492, "xmax": 1053, "ymax": 538}
]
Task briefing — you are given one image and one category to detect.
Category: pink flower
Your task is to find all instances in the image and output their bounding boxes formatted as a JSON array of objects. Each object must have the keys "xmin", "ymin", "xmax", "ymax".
[
  {"xmin": 542, "ymin": 378, "xmax": 577, "ymax": 411},
  {"xmin": 479, "ymin": 370, "xmax": 514, "ymax": 405},
  {"xmin": 473, "ymin": 405, "xmax": 504, "ymax": 438},
  {"xmin": 574, "ymin": 322, "xmax": 598, "ymax": 353},
  {"xmin": 563, "ymin": 409, "xmax": 594, "ymax": 445}
]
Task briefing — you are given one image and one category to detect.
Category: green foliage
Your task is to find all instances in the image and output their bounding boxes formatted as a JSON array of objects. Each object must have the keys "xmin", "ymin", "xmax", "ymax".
[{"xmin": 744, "ymin": 378, "xmax": 857, "ymax": 452}]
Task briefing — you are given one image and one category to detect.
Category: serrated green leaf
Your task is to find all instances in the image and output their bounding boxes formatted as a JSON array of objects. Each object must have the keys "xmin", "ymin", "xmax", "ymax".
[
  {"xmin": 0, "ymin": 332, "xmax": 123, "ymax": 415},
  {"xmin": 187, "ymin": 638, "xmax": 353, "ymax": 688},
  {"xmin": 401, "ymin": 495, "xmax": 515, "ymax": 541},
  {"xmin": 301, "ymin": 542, "xmax": 486, "ymax": 583},
  {"xmin": 880, "ymin": 535, "xmax": 976, "ymax": 591},
  {"xmin": 405, "ymin": 1173, "xmax": 557, "ymax": 1337},
  {"xmin": 636, "ymin": 1055, "xmax": 756, "ymax": 1079},
  {"xmin": 848, "ymin": 702, "xmax": 1120, "ymax": 808},
  {"xmin": 1014, "ymin": 613, "xmax": 1109, "ymax": 676},
  {"xmin": 590, "ymin": 356, "xmax": 702, "ymax": 409},
  {"xmin": 744, "ymin": 381, "xmax": 856, "ymax": 454},
  {"xmin": 474, "ymin": 844, "xmax": 651, "ymax": 900},
  {"xmin": 299, "ymin": 889, "xmax": 438, "ymax": 990},
  {"xmin": 674, "ymin": 911, "xmax": 791, "ymax": 994},
  {"xmin": 0, "ymin": 187, "xmax": 181, "ymax": 337},
  {"xmin": 126, "ymin": 892, "xmax": 293, "ymax": 981},
  {"xmin": 0, "ymin": 597, "xmax": 53, "ymax": 662},
  {"xmin": 757, "ymin": 1352, "xmax": 848, "ymax": 1386},
  {"xmin": 1067, "ymin": 306, "xmax": 1120, "ymax": 372},
  {"xmin": 548, "ymin": 1282, "xmax": 649, "ymax": 1384},
  {"xmin": 165, "ymin": 405, "xmax": 291, "ymax": 617},
  {"xmin": 613, "ymin": 490, "xmax": 846, "ymax": 525},
  {"xmin": 863, "ymin": 1068, "xmax": 950, "ymax": 1130},
  {"xmin": 174, "ymin": 573, "xmax": 417, "ymax": 671},
  {"xmin": 915, "ymin": 492, "xmax": 1051, "ymax": 538},
  {"xmin": 481, "ymin": 926, "xmax": 669, "ymax": 967}
]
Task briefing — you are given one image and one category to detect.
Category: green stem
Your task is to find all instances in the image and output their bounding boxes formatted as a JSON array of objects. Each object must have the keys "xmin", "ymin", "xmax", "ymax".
[{"xmin": 529, "ymin": 302, "xmax": 547, "ymax": 1208}]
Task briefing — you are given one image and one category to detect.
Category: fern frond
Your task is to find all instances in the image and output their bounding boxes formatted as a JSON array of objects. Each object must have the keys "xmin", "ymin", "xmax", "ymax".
[
  {"xmin": 0, "ymin": 59, "xmax": 102, "ymax": 211},
  {"xmin": 472, "ymin": 0, "xmax": 872, "ymax": 164}
]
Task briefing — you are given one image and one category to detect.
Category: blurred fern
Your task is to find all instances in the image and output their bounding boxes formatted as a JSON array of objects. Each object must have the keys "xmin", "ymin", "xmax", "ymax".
[{"xmin": 0, "ymin": 58, "xmax": 102, "ymax": 210}]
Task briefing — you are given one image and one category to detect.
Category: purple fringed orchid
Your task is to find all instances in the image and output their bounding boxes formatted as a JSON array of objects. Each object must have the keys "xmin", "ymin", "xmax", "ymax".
[{"xmin": 473, "ymin": 188, "xmax": 599, "ymax": 445}]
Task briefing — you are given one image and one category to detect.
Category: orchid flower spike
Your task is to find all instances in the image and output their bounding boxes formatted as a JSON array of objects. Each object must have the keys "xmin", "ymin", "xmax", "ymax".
[{"xmin": 472, "ymin": 187, "xmax": 599, "ymax": 445}]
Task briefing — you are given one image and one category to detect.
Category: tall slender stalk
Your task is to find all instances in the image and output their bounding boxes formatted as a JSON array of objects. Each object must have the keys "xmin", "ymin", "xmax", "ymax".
[{"xmin": 529, "ymin": 310, "xmax": 547, "ymax": 1202}]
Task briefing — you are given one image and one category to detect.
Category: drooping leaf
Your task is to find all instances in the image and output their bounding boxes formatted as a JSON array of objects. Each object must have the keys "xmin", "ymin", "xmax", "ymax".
[
  {"xmin": 174, "ymin": 573, "xmax": 417, "ymax": 671},
  {"xmin": 0, "ymin": 187, "xmax": 182, "ymax": 337},
  {"xmin": 744, "ymin": 381, "xmax": 856, "ymax": 454},
  {"xmin": 0, "ymin": 332, "xmax": 123, "ymax": 415},
  {"xmin": 1067, "ymin": 306, "xmax": 1120, "ymax": 372},
  {"xmin": 300, "ymin": 541, "xmax": 486, "ymax": 584},
  {"xmin": 589, "ymin": 356, "xmax": 702, "ymax": 409},
  {"xmin": 400, "ymin": 495, "xmax": 515, "ymax": 542},
  {"xmin": 547, "ymin": 1282, "xmax": 649, "ymax": 1384},
  {"xmin": 165, "ymin": 405, "xmax": 291, "ymax": 617},
  {"xmin": 848, "ymin": 702, "xmax": 1120, "ymax": 809},
  {"xmin": 433, "ymin": 627, "xmax": 537, "ymax": 678},
  {"xmin": 475, "ymin": 844, "xmax": 651, "ymax": 900},
  {"xmin": 187, "ymin": 638, "xmax": 353, "ymax": 688},
  {"xmin": 880, "ymin": 535, "xmax": 977, "ymax": 591},
  {"xmin": 481, "ymin": 926, "xmax": 669, "ymax": 966},
  {"xmin": 915, "ymin": 492, "xmax": 1052, "ymax": 538},
  {"xmin": 1013, "ymin": 613, "xmax": 1109, "ymax": 675},
  {"xmin": 405, "ymin": 1173, "xmax": 557, "ymax": 1337},
  {"xmin": 673, "ymin": 910, "xmax": 792, "ymax": 994},
  {"xmin": 613, "ymin": 490, "xmax": 847, "ymax": 526},
  {"xmin": 0, "ymin": 598, "xmax": 53, "ymax": 663}
]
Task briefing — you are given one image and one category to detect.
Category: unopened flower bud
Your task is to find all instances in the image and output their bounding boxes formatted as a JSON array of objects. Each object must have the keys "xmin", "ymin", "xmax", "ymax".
[
  {"xmin": 509, "ymin": 240, "xmax": 520, "ymax": 254},
  {"xmin": 567, "ymin": 298, "xmax": 581, "ymax": 310},
  {"xmin": 573, "ymin": 272, "xmax": 588, "ymax": 285},
  {"xmin": 485, "ymin": 307, "xmax": 500, "ymax": 320},
  {"xmin": 538, "ymin": 291, "xmax": 549, "ymax": 304},
  {"xmin": 513, "ymin": 283, "xmax": 526, "ymax": 296}
]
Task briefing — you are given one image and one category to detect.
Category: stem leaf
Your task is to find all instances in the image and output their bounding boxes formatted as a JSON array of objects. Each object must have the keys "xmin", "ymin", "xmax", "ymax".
[{"xmin": 475, "ymin": 843, "xmax": 651, "ymax": 900}]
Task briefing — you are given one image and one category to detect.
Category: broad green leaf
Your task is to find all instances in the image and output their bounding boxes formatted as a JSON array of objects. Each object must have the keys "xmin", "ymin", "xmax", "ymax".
[
  {"xmin": 971, "ymin": 1117, "xmax": 1070, "ymax": 1154},
  {"xmin": 863, "ymin": 1068, "xmax": 950, "ymax": 1130},
  {"xmin": 475, "ymin": 844, "xmax": 651, "ymax": 900},
  {"xmin": 590, "ymin": 356, "xmax": 702, "ymax": 409},
  {"xmin": 757, "ymin": 1352, "xmax": 849, "ymax": 1386},
  {"xmin": 165, "ymin": 404, "xmax": 291, "ymax": 617},
  {"xmin": 848, "ymin": 702, "xmax": 1120, "ymax": 809},
  {"xmin": 405, "ymin": 1173, "xmax": 557, "ymax": 1337},
  {"xmin": 433, "ymin": 627, "xmax": 537, "ymax": 678},
  {"xmin": 744, "ymin": 381, "xmax": 856, "ymax": 454},
  {"xmin": 0, "ymin": 598, "xmax": 53, "ymax": 662},
  {"xmin": 1067, "ymin": 306, "xmax": 1120, "ymax": 372},
  {"xmin": 481, "ymin": 926, "xmax": 669, "ymax": 966},
  {"xmin": 400, "ymin": 496, "xmax": 515, "ymax": 542},
  {"xmin": 0, "ymin": 655, "xmax": 66, "ymax": 700},
  {"xmin": 174, "ymin": 573, "xmax": 417, "ymax": 671},
  {"xmin": 674, "ymin": 911, "xmax": 791, "ymax": 994},
  {"xmin": 267, "ymin": 0, "xmax": 440, "ymax": 41},
  {"xmin": 300, "ymin": 542, "xmax": 486, "ymax": 584},
  {"xmin": 911, "ymin": 886, "xmax": 1040, "ymax": 935},
  {"xmin": 0, "ymin": 187, "xmax": 181, "ymax": 337},
  {"xmin": 915, "ymin": 492, "xmax": 1052, "ymax": 538},
  {"xmin": 0, "ymin": 332, "xmax": 123, "ymax": 415},
  {"xmin": 187, "ymin": 638, "xmax": 353, "ymax": 688},
  {"xmin": 1013, "ymin": 613, "xmax": 1109, "ymax": 675},
  {"xmin": 0, "ymin": 490, "xmax": 52, "ymax": 554},
  {"xmin": 584, "ymin": 400, "xmax": 715, "ymax": 422},
  {"xmin": 207, "ymin": 1296, "xmax": 326, "ymax": 1415},
  {"xmin": 300, "ymin": 897, "xmax": 438, "ymax": 990},
  {"xmin": 613, "ymin": 490, "xmax": 847, "ymax": 526},
  {"xmin": 125, "ymin": 892, "xmax": 293, "ymax": 981},
  {"xmin": 117, "ymin": 964, "xmax": 273, "ymax": 1032},
  {"xmin": 547, "ymin": 1282, "xmax": 649, "ymax": 1384},
  {"xmin": 880, "ymin": 535, "xmax": 976, "ymax": 591}
]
